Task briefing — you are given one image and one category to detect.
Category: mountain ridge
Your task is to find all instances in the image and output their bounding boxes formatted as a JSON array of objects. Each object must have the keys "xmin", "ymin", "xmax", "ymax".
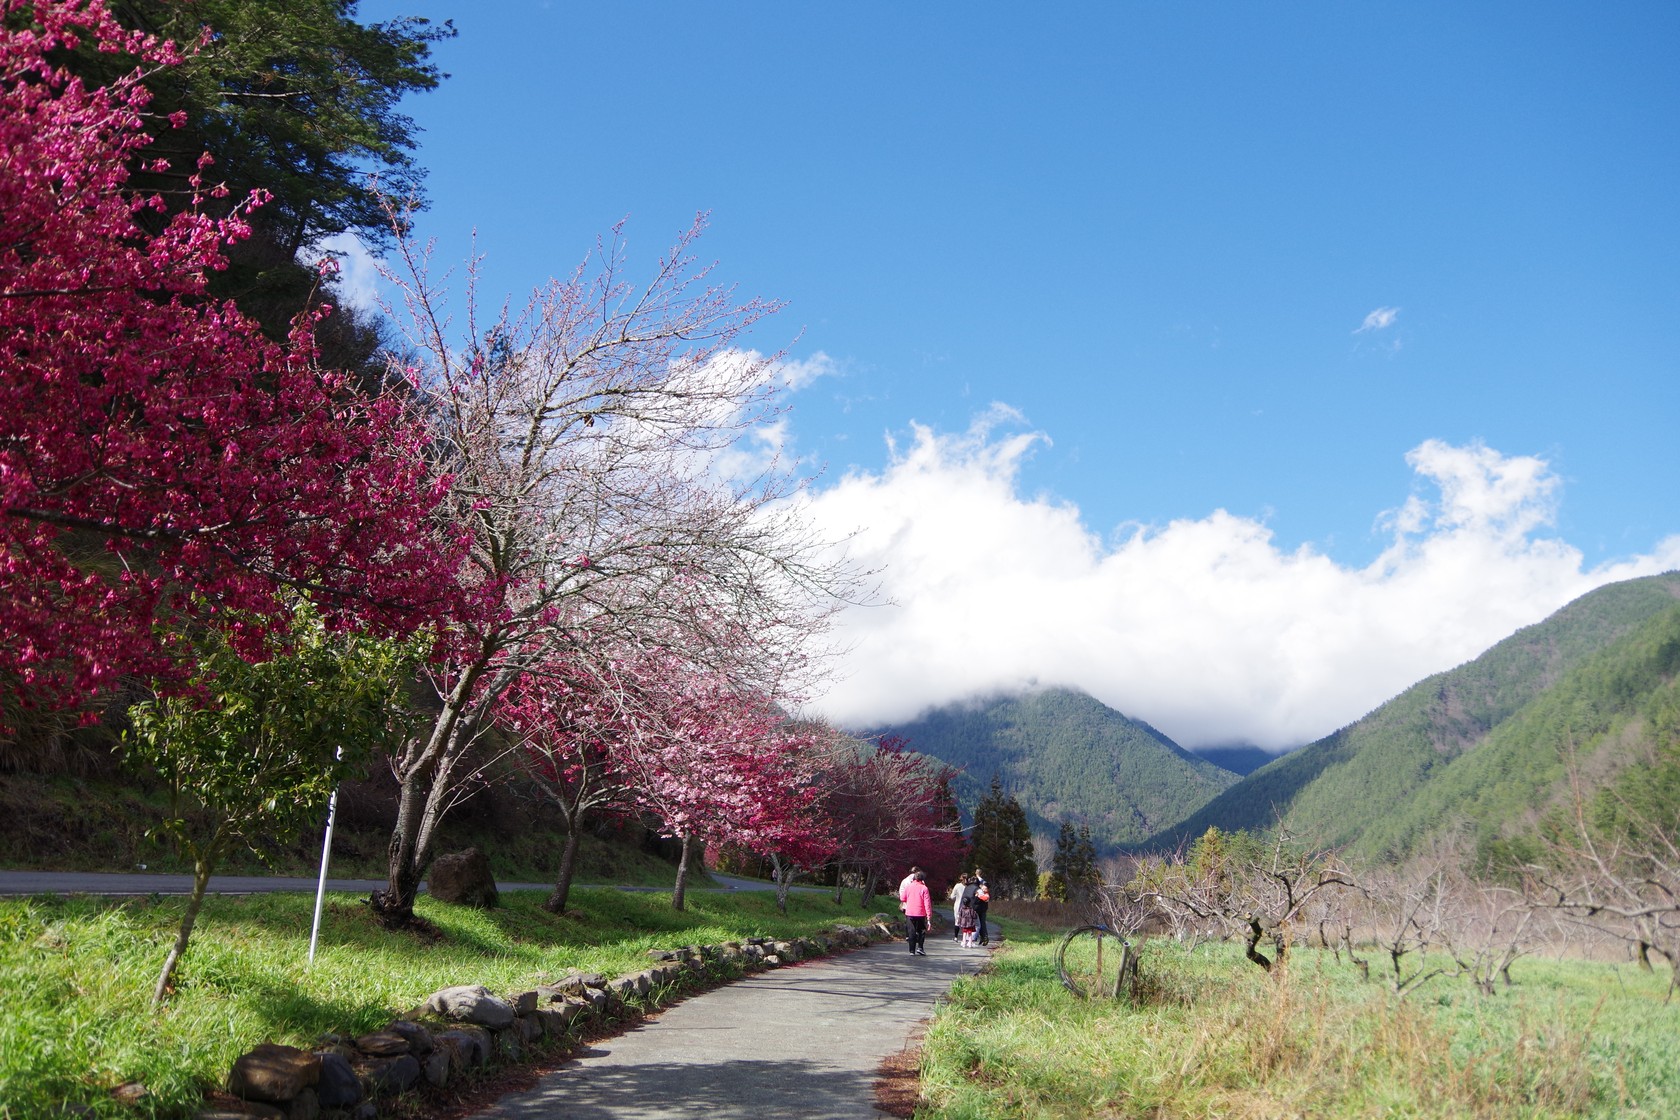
[
  {"xmin": 862, "ymin": 685, "xmax": 1239, "ymax": 853},
  {"xmin": 1145, "ymin": 570, "xmax": 1680, "ymax": 860}
]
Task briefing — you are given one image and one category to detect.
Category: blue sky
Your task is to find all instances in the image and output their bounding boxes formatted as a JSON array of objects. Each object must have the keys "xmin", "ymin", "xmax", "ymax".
[{"xmin": 349, "ymin": 2, "xmax": 1679, "ymax": 748}]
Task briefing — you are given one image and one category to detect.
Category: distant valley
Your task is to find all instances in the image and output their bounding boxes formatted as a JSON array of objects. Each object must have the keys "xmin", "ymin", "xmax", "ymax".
[{"xmin": 866, "ymin": 571, "xmax": 1680, "ymax": 866}]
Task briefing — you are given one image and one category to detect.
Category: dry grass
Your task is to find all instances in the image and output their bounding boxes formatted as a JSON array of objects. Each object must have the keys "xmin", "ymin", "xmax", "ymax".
[{"xmin": 915, "ymin": 925, "xmax": 1673, "ymax": 1119}]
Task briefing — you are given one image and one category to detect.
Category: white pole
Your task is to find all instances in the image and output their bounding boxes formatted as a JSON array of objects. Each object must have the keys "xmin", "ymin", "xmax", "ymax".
[{"xmin": 308, "ymin": 748, "xmax": 343, "ymax": 967}]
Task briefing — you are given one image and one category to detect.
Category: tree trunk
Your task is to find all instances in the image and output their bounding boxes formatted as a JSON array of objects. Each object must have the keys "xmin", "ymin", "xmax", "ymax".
[
  {"xmin": 770, "ymin": 852, "xmax": 790, "ymax": 915},
  {"xmin": 154, "ymin": 848, "xmax": 217, "ymax": 1006},
  {"xmin": 546, "ymin": 827, "xmax": 583, "ymax": 914},
  {"xmin": 377, "ymin": 678, "xmax": 479, "ymax": 925},
  {"xmin": 1244, "ymin": 915, "xmax": 1273, "ymax": 972},
  {"xmin": 831, "ymin": 863, "xmax": 844, "ymax": 906},
  {"xmin": 672, "ymin": 834, "xmax": 693, "ymax": 911},
  {"xmin": 860, "ymin": 867, "xmax": 879, "ymax": 911}
]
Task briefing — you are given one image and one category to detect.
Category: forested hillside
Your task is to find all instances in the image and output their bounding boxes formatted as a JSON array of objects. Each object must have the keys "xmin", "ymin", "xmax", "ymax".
[
  {"xmin": 1149, "ymin": 571, "xmax": 1680, "ymax": 861},
  {"xmin": 867, "ymin": 687, "xmax": 1240, "ymax": 852}
]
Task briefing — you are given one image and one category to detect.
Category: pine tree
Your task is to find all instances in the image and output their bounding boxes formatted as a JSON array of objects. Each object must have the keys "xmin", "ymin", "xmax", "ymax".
[
  {"xmin": 969, "ymin": 774, "xmax": 1039, "ymax": 898},
  {"xmin": 1048, "ymin": 821, "xmax": 1100, "ymax": 903}
]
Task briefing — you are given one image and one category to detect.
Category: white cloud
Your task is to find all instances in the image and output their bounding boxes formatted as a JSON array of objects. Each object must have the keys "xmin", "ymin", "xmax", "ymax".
[
  {"xmin": 776, "ymin": 351, "xmax": 840, "ymax": 390},
  {"xmin": 309, "ymin": 232, "xmax": 383, "ymax": 313},
  {"xmin": 1356, "ymin": 306, "xmax": 1401, "ymax": 333},
  {"xmin": 798, "ymin": 416, "xmax": 1680, "ymax": 750}
]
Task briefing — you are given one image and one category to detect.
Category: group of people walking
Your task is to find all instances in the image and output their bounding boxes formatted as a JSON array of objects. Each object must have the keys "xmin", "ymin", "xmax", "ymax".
[{"xmin": 896, "ymin": 867, "xmax": 990, "ymax": 955}]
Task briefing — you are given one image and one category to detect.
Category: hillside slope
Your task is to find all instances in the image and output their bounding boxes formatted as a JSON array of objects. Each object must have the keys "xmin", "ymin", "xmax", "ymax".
[
  {"xmin": 867, "ymin": 687, "xmax": 1240, "ymax": 851},
  {"xmin": 1148, "ymin": 571, "xmax": 1680, "ymax": 860}
]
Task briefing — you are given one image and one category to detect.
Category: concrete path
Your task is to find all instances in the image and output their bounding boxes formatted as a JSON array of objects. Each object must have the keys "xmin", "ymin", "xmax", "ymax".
[{"xmin": 475, "ymin": 938, "xmax": 991, "ymax": 1120}]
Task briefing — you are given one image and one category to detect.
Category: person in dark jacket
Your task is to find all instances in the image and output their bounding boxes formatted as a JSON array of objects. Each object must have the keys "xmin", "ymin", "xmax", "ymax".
[{"xmin": 970, "ymin": 869, "xmax": 991, "ymax": 945}]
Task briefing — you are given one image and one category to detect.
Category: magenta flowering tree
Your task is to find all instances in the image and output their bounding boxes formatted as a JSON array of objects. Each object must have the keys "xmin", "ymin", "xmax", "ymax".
[
  {"xmin": 822, "ymin": 736, "xmax": 966, "ymax": 908},
  {"xmin": 0, "ymin": 0, "xmax": 460, "ymax": 720},
  {"xmin": 495, "ymin": 644, "xmax": 641, "ymax": 915}
]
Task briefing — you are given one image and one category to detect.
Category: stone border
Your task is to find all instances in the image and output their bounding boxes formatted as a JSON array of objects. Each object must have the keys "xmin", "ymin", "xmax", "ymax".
[{"xmin": 200, "ymin": 919, "xmax": 898, "ymax": 1119}]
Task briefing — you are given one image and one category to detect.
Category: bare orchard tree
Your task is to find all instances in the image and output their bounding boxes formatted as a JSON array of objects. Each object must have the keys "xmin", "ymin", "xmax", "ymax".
[
  {"xmin": 1237, "ymin": 830, "xmax": 1360, "ymax": 972},
  {"xmin": 1131, "ymin": 826, "xmax": 1358, "ymax": 973},
  {"xmin": 1525, "ymin": 795, "xmax": 1680, "ymax": 998},
  {"xmin": 369, "ymin": 210, "xmax": 860, "ymax": 924},
  {"xmin": 1360, "ymin": 863, "xmax": 1454, "ymax": 996},
  {"xmin": 1439, "ymin": 877, "xmax": 1538, "ymax": 995}
]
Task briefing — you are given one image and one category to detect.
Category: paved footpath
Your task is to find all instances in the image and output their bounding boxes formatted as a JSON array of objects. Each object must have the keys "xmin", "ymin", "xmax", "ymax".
[
  {"xmin": 475, "ymin": 937, "xmax": 993, "ymax": 1120},
  {"xmin": 0, "ymin": 870, "xmax": 785, "ymax": 896}
]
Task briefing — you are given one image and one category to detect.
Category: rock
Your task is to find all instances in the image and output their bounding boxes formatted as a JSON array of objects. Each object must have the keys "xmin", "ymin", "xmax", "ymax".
[
  {"xmin": 426, "ymin": 848, "xmax": 499, "ymax": 908},
  {"xmin": 352, "ymin": 1103, "xmax": 377, "ymax": 1120},
  {"xmin": 647, "ymin": 949, "xmax": 681, "ymax": 961},
  {"xmin": 534, "ymin": 1008, "xmax": 568, "ymax": 1036},
  {"xmin": 198, "ymin": 1106, "xmax": 284, "ymax": 1120},
  {"xmin": 423, "ymin": 1050, "xmax": 450, "ymax": 1088},
  {"xmin": 559, "ymin": 971, "xmax": 605, "ymax": 991},
  {"xmin": 436, "ymin": 1028, "xmax": 491, "ymax": 1069},
  {"xmin": 353, "ymin": 1031, "xmax": 408, "ymax": 1058},
  {"xmin": 286, "ymin": 1088, "xmax": 319, "ymax": 1120},
  {"xmin": 510, "ymin": 990, "xmax": 539, "ymax": 1014},
  {"xmin": 423, "ymin": 984, "xmax": 515, "ymax": 1029},
  {"xmin": 228, "ymin": 1045, "xmax": 321, "ymax": 1104},
  {"xmin": 763, "ymin": 954, "xmax": 782, "ymax": 967},
  {"xmin": 386, "ymin": 1021, "xmax": 434, "ymax": 1056},
  {"xmin": 314, "ymin": 1053, "xmax": 361, "ymax": 1110},
  {"xmin": 513, "ymin": 1014, "xmax": 542, "ymax": 1043},
  {"xmin": 366, "ymin": 1055, "xmax": 421, "ymax": 1096}
]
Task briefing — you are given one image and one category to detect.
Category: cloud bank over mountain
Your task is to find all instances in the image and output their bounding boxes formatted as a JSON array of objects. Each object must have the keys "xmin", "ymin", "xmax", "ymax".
[{"xmin": 799, "ymin": 407, "xmax": 1680, "ymax": 750}]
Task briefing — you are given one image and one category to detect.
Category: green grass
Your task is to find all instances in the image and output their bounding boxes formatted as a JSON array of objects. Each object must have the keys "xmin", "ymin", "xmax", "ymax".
[
  {"xmin": 0, "ymin": 885, "xmax": 865, "ymax": 1120},
  {"xmin": 917, "ymin": 924, "xmax": 1680, "ymax": 1119}
]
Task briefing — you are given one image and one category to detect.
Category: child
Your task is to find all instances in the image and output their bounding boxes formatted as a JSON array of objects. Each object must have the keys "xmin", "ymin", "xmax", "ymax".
[{"xmin": 957, "ymin": 898, "xmax": 980, "ymax": 948}]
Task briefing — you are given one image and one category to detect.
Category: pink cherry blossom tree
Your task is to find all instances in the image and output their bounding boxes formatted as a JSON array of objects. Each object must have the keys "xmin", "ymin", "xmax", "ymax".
[
  {"xmin": 605, "ymin": 655, "xmax": 834, "ymax": 911},
  {"xmin": 0, "ymin": 0, "xmax": 459, "ymax": 724},
  {"xmin": 369, "ymin": 205, "xmax": 859, "ymax": 924}
]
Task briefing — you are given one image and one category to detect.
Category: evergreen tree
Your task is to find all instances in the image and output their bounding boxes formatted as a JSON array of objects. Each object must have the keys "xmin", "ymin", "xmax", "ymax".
[
  {"xmin": 1048, "ymin": 820, "xmax": 1101, "ymax": 903},
  {"xmin": 67, "ymin": 0, "xmax": 453, "ymax": 349},
  {"xmin": 968, "ymin": 773, "xmax": 1039, "ymax": 898}
]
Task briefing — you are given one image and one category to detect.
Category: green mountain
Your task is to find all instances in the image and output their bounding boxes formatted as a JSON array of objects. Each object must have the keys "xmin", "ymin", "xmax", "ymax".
[
  {"xmin": 865, "ymin": 687, "xmax": 1241, "ymax": 852},
  {"xmin": 1149, "ymin": 571, "xmax": 1680, "ymax": 862}
]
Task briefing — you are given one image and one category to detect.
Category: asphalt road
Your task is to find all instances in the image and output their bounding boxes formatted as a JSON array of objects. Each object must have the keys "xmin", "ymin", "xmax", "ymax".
[
  {"xmin": 474, "ymin": 938, "xmax": 990, "ymax": 1120},
  {"xmin": 0, "ymin": 870, "xmax": 786, "ymax": 896}
]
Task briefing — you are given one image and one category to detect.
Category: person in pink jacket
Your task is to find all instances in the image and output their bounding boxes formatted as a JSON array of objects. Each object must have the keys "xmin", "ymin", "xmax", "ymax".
[{"xmin": 900, "ymin": 870, "xmax": 933, "ymax": 955}]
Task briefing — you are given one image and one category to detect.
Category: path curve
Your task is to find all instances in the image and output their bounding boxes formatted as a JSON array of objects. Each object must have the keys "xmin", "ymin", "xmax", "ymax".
[{"xmin": 474, "ymin": 939, "xmax": 990, "ymax": 1120}]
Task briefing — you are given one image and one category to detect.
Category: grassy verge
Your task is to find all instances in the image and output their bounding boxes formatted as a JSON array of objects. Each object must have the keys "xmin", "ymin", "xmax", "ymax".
[
  {"xmin": 918, "ymin": 924, "xmax": 1680, "ymax": 1119},
  {"xmin": 2, "ymin": 885, "xmax": 865, "ymax": 1119}
]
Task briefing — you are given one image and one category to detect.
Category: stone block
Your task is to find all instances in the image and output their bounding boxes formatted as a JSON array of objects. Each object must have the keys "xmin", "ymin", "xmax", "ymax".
[
  {"xmin": 423, "ymin": 984, "xmax": 515, "ymax": 1029},
  {"xmin": 427, "ymin": 847, "xmax": 499, "ymax": 908},
  {"xmin": 286, "ymin": 1088, "xmax": 320, "ymax": 1120},
  {"xmin": 313, "ymin": 1053, "xmax": 361, "ymax": 1109},
  {"xmin": 387, "ymin": 1021, "xmax": 434, "ymax": 1056},
  {"xmin": 229, "ymin": 1045, "xmax": 321, "ymax": 1104}
]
